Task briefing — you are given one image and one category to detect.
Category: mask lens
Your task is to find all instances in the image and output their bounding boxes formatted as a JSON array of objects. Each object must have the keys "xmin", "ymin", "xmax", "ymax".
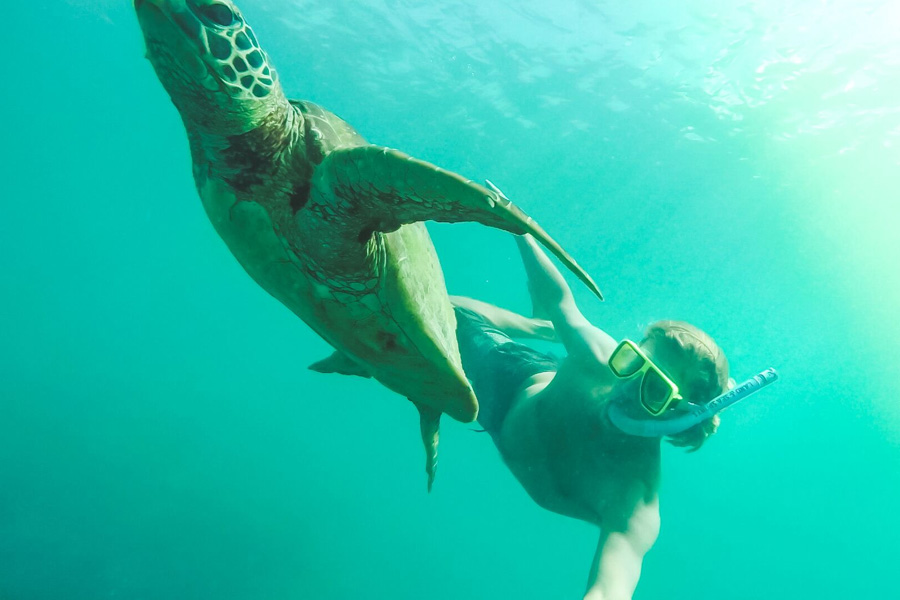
[
  {"xmin": 641, "ymin": 369, "xmax": 674, "ymax": 415},
  {"xmin": 610, "ymin": 342, "xmax": 644, "ymax": 377}
]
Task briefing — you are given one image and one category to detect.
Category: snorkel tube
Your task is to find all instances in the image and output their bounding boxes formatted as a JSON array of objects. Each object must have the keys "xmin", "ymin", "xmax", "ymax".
[{"xmin": 608, "ymin": 368, "xmax": 779, "ymax": 437}]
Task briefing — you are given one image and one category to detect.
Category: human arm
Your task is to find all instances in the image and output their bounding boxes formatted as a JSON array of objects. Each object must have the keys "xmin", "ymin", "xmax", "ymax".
[
  {"xmin": 515, "ymin": 234, "xmax": 617, "ymax": 366},
  {"xmin": 449, "ymin": 295, "xmax": 558, "ymax": 342},
  {"xmin": 584, "ymin": 497, "xmax": 660, "ymax": 600}
]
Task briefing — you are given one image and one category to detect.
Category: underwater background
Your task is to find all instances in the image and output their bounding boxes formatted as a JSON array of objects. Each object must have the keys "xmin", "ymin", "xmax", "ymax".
[{"xmin": 3, "ymin": 0, "xmax": 899, "ymax": 598}]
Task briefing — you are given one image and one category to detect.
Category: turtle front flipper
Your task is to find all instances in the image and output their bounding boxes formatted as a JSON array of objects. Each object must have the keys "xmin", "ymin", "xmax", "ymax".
[
  {"xmin": 307, "ymin": 145, "xmax": 603, "ymax": 301},
  {"xmin": 414, "ymin": 401, "xmax": 441, "ymax": 493}
]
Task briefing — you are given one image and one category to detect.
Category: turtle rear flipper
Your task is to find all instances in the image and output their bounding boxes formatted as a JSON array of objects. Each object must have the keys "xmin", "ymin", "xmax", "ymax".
[
  {"xmin": 414, "ymin": 401, "xmax": 441, "ymax": 493},
  {"xmin": 307, "ymin": 145, "xmax": 603, "ymax": 301}
]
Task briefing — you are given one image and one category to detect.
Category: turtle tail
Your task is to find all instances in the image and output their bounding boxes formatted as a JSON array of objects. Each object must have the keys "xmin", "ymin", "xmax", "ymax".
[{"xmin": 414, "ymin": 403, "xmax": 441, "ymax": 493}]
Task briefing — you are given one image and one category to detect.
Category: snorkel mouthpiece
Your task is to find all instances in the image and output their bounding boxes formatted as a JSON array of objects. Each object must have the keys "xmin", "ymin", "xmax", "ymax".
[{"xmin": 608, "ymin": 368, "xmax": 779, "ymax": 438}]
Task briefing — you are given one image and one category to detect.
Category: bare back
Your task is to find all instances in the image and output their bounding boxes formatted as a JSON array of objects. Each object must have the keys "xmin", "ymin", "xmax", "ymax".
[{"xmin": 496, "ymin": 357, "xmax": 661, "ymax": 530}]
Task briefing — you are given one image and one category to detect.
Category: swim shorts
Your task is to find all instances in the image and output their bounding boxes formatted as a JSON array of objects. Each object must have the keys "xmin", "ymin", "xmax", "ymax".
[{"xmin": 454, "ymin": 307, "xmax": 559, "ymax": 437}]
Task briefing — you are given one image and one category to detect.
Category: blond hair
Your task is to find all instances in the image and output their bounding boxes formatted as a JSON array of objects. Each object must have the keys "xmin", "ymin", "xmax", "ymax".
[{"xmin": 643, "ymin": 320, "xmax": 730, "ymax": 451}]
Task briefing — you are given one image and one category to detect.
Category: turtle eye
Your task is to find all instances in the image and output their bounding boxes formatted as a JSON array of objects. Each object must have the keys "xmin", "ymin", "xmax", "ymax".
[{"xmin": 198, "ymin": 2, "xmax": 237, "ymax": 28}]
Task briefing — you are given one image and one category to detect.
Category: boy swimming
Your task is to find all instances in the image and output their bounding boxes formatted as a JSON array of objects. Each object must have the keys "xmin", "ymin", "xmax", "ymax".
[{"xmin": 453, "ymin": 225, "xmax": 774, "ymax": 599}]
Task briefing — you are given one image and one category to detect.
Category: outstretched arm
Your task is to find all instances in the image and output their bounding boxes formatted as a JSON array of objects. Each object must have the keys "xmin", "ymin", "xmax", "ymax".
[
  {"xmin": 516, "ymin": 234, "xmax": 616, "ymax": 367},
  {"xmin": 584, "ymin": 498, "xmax": 660, "ymax": 600}
]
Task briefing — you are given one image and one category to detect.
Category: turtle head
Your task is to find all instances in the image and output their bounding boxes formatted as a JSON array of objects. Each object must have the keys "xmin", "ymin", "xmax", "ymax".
[{"xmin": 135, "ymin": 0, "xmax": 285, "ymax": 136}]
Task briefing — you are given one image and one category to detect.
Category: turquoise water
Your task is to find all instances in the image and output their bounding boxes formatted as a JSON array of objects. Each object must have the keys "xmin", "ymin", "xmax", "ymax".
[{"xmin": 3, "ymin": 1, "xmax": 899, "ymax": 598}]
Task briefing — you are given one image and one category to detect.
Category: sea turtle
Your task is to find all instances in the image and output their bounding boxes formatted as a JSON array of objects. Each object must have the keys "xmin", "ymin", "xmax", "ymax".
[{"xmin": 135, "ymin": 0, "xmax": 603, "ymax": 490}]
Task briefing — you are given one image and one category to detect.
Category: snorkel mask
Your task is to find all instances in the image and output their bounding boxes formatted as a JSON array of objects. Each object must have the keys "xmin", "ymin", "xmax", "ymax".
[{"xmin": 605, "ymin": 339, "xmax": 779, "ymax": 437}]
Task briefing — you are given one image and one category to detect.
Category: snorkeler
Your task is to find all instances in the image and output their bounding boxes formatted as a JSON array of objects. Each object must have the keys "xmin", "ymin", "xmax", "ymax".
[{"xmin": 452, "ymin": 187, "xmax": 775, "ymax": 600}]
